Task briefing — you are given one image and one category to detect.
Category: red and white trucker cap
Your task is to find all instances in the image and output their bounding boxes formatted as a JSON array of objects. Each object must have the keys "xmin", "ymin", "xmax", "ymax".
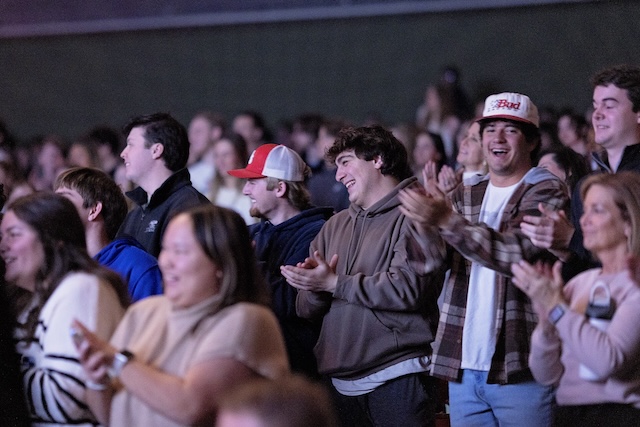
[{"xmin": 227, "ymin": 143, "xmax": 307, "ymax": 182}]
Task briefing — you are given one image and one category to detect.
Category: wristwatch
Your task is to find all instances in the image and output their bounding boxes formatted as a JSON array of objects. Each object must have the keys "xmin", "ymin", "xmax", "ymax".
[
  {"xmin": 548, "ymin": 303, "xmax": 567, "ymax": 325},
  {"xmin": 109, "ymin": 349, "xmax": 135, "ymax": 378}
]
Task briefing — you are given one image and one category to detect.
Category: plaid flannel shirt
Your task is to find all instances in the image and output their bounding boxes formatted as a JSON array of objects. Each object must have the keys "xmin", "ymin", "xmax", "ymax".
[{"xmin": 431, "ymin": 168, "xmax": 569, "ymax": 384}]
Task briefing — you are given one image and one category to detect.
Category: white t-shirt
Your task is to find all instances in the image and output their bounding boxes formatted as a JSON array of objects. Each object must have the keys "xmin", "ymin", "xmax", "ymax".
[
  {"xmin": 332, "ymin": 356, "xmax": 431, "ymax": 396},
  {"xmin": 461, "ymin": 181, "xmax": 519, "ymax": 371}
]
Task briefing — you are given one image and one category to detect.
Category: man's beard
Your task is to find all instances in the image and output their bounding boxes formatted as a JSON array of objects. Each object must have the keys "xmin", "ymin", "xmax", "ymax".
[{"xmin": 250, "ymin": 206, "xmax": 267, "ymax": 219}]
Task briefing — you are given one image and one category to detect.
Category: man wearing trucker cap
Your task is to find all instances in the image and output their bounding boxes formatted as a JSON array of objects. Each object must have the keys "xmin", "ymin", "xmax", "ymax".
[
  {"xmin": 229, "ymin": 144, "xmax": 332, "ymax": 379},
  {"xmin": 401, "ymin": 92, "xmax": 569, "ymax": 426}
]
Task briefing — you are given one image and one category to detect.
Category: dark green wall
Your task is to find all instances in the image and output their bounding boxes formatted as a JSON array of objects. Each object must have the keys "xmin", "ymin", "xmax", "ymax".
[{"xmin": 1, "ymin": 1, "xmax": 639, "ymax": 143}]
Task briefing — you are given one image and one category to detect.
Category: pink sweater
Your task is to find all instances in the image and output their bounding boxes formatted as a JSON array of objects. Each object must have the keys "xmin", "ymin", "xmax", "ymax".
[{"xmin": 529, "ymin": 268, "xmax": 640, "ymax": 407}]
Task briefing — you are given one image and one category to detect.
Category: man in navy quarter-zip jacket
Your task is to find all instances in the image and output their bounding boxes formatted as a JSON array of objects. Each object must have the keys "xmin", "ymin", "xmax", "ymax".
[{"xmin": 117, "ymin": 112, "xmax": 210, "ymax": 258}]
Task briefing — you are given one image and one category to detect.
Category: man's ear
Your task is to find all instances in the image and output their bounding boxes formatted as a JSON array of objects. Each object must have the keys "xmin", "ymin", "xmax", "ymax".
[
  {"xmin": 87, "ymin": 201, "xmax": 103, "ymax": 222},
  {"xmin": 274, "ymin": 180, "xmax": 287, "ymax": 198},
  {"xmin": 151, "ymin": 143, "xmax": 164, "ymax": 159},
  {"xmin": 373, "ymin": 155, "xmax": 383, "ymax": 170}
]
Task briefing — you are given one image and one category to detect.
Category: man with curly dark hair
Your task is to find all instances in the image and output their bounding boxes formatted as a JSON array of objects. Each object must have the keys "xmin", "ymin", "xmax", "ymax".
[{"xmin": 282, "ymin": 125, "xmax": 445, "ymax": 427}]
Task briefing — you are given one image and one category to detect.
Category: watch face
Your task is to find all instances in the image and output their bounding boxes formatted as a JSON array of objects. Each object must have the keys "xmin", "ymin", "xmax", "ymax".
[{"xmin": 549, "ymin": 304, "xmax": 565, "ymax": 324}]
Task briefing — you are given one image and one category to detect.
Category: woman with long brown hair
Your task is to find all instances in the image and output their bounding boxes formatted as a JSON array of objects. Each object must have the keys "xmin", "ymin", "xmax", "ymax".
[{"xmin": 1, "ymin": 192, "xmax": 128, "ymax": 425}]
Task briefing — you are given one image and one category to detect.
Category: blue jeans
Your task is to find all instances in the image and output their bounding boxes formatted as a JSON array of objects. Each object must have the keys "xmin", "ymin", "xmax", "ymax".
[{"xmin": 449, "ymin": 369, "xmax": 554, "ymax": 427}]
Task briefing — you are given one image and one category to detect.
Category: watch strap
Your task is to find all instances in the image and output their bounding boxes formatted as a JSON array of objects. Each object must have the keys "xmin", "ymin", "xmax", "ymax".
[{"xmin": 109, "ymin": 349, "xmax": 134, "ymax": 378}]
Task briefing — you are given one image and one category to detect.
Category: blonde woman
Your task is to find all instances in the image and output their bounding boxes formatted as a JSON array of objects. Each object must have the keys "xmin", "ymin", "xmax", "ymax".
[{"xmin": 512, "ymin": 172, "xmax": 640, "ymax": 426}]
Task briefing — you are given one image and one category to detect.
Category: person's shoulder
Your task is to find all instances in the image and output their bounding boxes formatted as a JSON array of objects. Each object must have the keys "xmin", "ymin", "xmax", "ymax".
[
  {"xmin": 624, "ymin": 142, "xmax": 640, "ymax": 152},
  {"xmin": 162, "ymin": 184, "xmax": 211, "ymax": 216},
  {"xmin": 122, "ymin": 295, "xmax": 168, "ymax": 323},
  {"xmin": 287, "ymin": 207, "xmax": 333, "ymax": 227},
  {"xmin": 112, "ymin": 239, "xmax": 158, "ymax": 264},
  {"xmin": 456, "ymin": 174, "xmax": 489, "ymax": 196},
  {"xmin": 115, "ymin": 296, "xmax": 168, "ymax": 339},
  {"xmin": 54, "ymin": 271, "xmax": 102, "ymax": 294},
  {"xmin": 318, "ymin": 208, "xmax": 351, "ymax": 232},
  {"xmin": 523, "ymin": 167, "xmax": 565, "ymax": 188},
  {"xmin": 567, "ymin": 267, "xmax": 601, "ymax": 283},
  {"xmin": 327, "ymin": 206, "xmax": 352, "ymax": 222},
  {"xmin": 465, "ymin": 173, "xmax": 489, "ymax": 187},
  {"xmin": 45, "ymin": 272, "xmax": 121, "ymax": 312},
  {"xmin": 248, "ymin": 221, "xmax": 262, "ymax": 236},
  {"xmin": 160, "ymin": 169, "xmax": 208, "ymax": 199},
  {"xmin": 125, "ymin": 187, "xmax": 148, "ymax": 207},
  {"xmin": 97, "ymin": 237, "xmax": 128, "ymax": 257},
  {"xmin": 170, "ymin": 182, "xmax": 210, "ymax": 201},
  {"xmin": 564, "ymin": 268, "xmax": 601, "ymax": 293},
  {"xmin": 522, "ymin": 168, "xmax": 569, "ymax": 207},
  {"xmin": 129, "ymin": 294, "xmax": 167, "ymax": 311},
  {"xmin": 191, "ymin": 303, "xmax": 277, "ymax": 340},
  {"xmin": 219, "ymin": 302, "xmax": 276, "ymax": 324},
  {"xmin": 307, "ymin": 206, "xmax": 334, "ymax": 220}
]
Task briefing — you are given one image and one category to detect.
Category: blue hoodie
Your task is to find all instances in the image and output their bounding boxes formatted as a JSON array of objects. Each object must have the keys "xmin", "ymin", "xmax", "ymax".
[{"xmin": 95, "ymin": 236, "xmax": 163, "ymax": 302}]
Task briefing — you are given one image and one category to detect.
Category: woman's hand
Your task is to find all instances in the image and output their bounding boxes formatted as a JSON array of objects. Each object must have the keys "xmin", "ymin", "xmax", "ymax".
[
  {"xmin": 437, "ymin": 165, "xmax": 461, "ymax": 194},
  {"xmin": 511, "ymin": 260, "xmax": 566, "ymax": 317},
  {"xmin": 72, "ymin": 319, "xmax": 117, "ymax": 386}
]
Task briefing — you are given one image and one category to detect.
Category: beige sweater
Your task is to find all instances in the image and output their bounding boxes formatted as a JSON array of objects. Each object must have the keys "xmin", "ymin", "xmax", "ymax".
[{"xmin": 109, "ymin": 295, "xmax": 289, "ymax": 426}]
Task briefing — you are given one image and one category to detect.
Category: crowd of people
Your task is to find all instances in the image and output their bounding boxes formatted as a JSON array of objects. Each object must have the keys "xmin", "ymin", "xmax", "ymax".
[{"xmin": 0, "ymin": 63, "xmax": 639, "ymax": 427}]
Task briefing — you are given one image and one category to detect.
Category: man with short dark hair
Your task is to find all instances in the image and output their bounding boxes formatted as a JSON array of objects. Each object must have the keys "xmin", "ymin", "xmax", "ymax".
[
  {"xmin": 228, "ymin": 144, "xmax": 332, "ymax": 379},
  {"xmin": 520, "ymin": 65, "xmax": 640, "ymax": 279},
  {"xmin": 589, "ymin": 64, "xmax": 640, "ymax": 172},
  {"xmin": 282, "ymin": 126, "xmax": 444, "ymax": 426},
  {"xmin": 55, "ymin": 167, "xmax": 162, "ymax": 302},
  {"xmin": 401, "ymin": 92, "xmax": 569, "ymax": 426},
  {"xmin": 117, "ymin": 113, "xmax": 210, "ymax": 257}
]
